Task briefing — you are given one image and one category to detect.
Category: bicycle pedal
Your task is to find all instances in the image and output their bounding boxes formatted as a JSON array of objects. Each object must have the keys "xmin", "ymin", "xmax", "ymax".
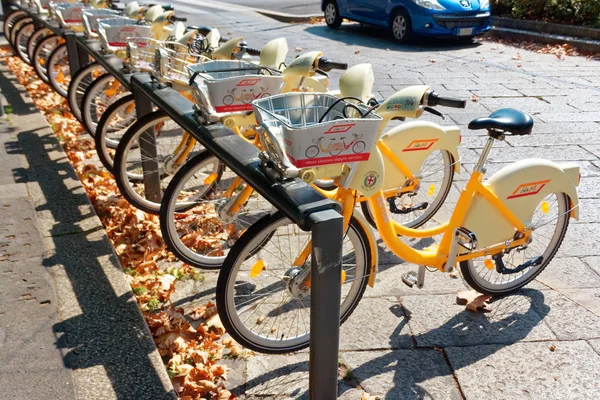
[{"xmin": 401, "ymin": 271, "xmax": 418, "ymax": 288}]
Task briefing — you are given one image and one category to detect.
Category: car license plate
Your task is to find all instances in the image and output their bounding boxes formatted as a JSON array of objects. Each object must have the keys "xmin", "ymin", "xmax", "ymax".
[{"xmin": 458, "ymin": 28, "xmax": 474, "ymax": 36}]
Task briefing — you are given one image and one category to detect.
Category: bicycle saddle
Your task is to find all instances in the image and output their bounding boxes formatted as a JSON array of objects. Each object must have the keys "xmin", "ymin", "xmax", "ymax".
[{"xmin": 468, "ymin": 108, "xmax": 533, "ymax": 136}]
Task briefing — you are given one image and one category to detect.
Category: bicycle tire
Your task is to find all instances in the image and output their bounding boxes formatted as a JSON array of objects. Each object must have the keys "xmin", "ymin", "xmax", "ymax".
[
  {"xmin": 81, "ymin": 73, "xmax": 128, "ymax": 136},
  {"xmin": 67, "ymin": 62, "xmax": 106, "ymax": 123},
  {"xmin": 26, "ymin": 27, "xmax": 52, "ymax": 63},
  {"xmin": 95, "ymin": 94, "xmax": 137, "ymax": 173},
  {"xmin": 14, "ymin": 21, "xmax": 35, "ymax": 64},
  {"xmin": 113, "ymin": 110, "xmax": 202, "ymax": 214},
  {"xmin": 460, "ymin": 192, "xmax": 570, "ymax": 296},
  {"xmin": 47, "ymin": 43, "xmax": 70, "ymax": 97},
  {"xmin": 32, "ymin": 34, "xmax": 61, "ymax": 84},
  {"xmin": 160, "ymin": 150, "xmax": 273, "ymax": 269},
  {"xmin": 3, "ymin": 10, "xmax": 26, "ymax": 41},
  {"xmin": 9, "ymin": 16, "xmax": 32, "ymax": 50},
  {"xmin": 217, "ymin": 211, "xmax": 371, "ymax": 354}
]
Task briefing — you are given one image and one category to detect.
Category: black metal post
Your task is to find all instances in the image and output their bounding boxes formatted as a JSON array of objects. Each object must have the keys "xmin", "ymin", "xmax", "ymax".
[
  {"xmin": 132, "ymin": 79, "xmax": 162, "ymax": 203},
  {"xmin": 308, "ymin": 209, "xmax": 344, "ymax": 400},
  {"xmin": 64, "ymin": 31, "xmax": 82, "ymax": 77}
]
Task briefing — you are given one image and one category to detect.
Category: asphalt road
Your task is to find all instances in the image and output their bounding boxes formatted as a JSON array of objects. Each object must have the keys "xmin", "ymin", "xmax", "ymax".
[{"xmin": 216, "ymin": 0, "xmax": 321, "ymax": 15}]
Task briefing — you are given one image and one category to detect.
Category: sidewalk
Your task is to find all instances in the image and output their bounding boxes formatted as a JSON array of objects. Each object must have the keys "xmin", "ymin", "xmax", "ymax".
[{"xmin": 0, "ymin": 57, "xmax": 175, "ymax": 399}]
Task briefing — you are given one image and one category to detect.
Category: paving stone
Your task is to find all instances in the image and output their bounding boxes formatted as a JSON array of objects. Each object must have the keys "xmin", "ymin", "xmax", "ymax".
[
  {"xmin": 170, "ymin": 271, "xmax": 219, "ymax": 310},
  {"xmin": 506, "ymin": 131, "xmax": 600, "ymax": 147},
  {"xmin": 402, "ymin": 291, "xmax": 555, "ymax": 348},
  {"xmin": 340, "ymin": 297, "xmax": 413, "ymax": 350},
  {"xmin": 487, "ymin": 145, "xmax": 596, "ymax": 163},
  {"xmin": 583, "ymin": 256, "xmax": 600, "ymax": 276},
  {"xmin": 559, "ymin": 224, "xmax": 600, "ymax": 257},
  {"xmin": 535, "ymin": 257, "xmax": 600, "ymax": 289},
  {"xmin": 446, "ymin": 341, "xmax": 600, "ymax": 400},
  {"xmin": 537, "ymin": 112, "xmax": 600, "ymax": 122},
  {"xmin": 531, "ymin": 290, "xmax": 600, "ymax": 340},
  {"xmin": 341, "ymin": 349, "xmax": 461, "ymax": 399},
  {"xmin": 245, "ymin": 353, "xmax": 309, "ymax": 397},
  {"xmin": 588, "ymin": 339, "xmax": 600, "ymax": 355}
]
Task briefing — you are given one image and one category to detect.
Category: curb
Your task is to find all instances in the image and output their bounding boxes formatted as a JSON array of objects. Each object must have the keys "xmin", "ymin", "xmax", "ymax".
[
  {"xmin": 0, "ymin": 58, "xmax": 176, "ymax": 399},
  {"xmin": 489, "ymin": 26, "xmax": 600, "ymax": 53},
  {"xmin": 492, "ymin": 16, "xmax": 600, "ymax": 41}
]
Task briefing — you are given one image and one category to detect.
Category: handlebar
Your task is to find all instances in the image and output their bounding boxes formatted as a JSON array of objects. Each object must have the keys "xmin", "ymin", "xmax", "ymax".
[
  {"xmin": 170, "ymin": 15, "xmax": 187, "ymax": 22},
  {"xmin": 147, "ymin": 3, "xmax": 175, "ymax": 11},
  {"xmin": 427, "ymin": 91, "xmax": 466, "ymax": 109},
  {"xmin": 246, "ymin": 47, "xmax": 261, "ymax": 56},
  {"xmin": 317, "ymin": 58, "xmax": 348, "ymax": 72}
]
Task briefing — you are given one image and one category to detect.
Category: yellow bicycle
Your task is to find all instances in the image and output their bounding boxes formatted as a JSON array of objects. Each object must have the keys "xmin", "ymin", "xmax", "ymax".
[{"xmin": 214, "ymin": 91, "xmax": 580, "ymax": 354}]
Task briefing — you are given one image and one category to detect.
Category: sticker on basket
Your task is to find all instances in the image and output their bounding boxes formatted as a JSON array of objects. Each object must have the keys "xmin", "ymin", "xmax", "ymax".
[
  {"xmin": 61, "ymin": 7, "xmax": 83, "ymax": 23},
  {"xmin": 105, "ymin": 26, "xmax": 152, "ymax": 47},
  {"xmin": 209, "ymin": 75, "xmax": 282, "ymax": 113},
  {"xmin": 324, "ymin": 124, "xmax": 355, "ymax": 134}
]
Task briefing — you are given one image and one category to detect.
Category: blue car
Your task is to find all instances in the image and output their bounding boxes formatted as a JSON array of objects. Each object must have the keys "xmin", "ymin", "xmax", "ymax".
[{"xmin": 322, "ymin": 0, "xmax": 491, "ymax": 42}]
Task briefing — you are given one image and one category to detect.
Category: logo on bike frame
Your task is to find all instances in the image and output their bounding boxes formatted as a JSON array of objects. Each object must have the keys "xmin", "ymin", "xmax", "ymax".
[
  {"xmin": 402, "ymin": 139, "xmax": 439, "ymax": 152},
  {"xmin": 363, "ymin": 171, "xmax": 379, "ymax": 189},
  {"xmin": 237, "ymin": 79, "xmax": 261, "ymax": 86},
  {"xmin": 324, "ymin": 124, "xmax": 356, "ymax": 134},
  {"xmin": 507, "ymin": 179, "xmax": 551, "ymax": 199}
]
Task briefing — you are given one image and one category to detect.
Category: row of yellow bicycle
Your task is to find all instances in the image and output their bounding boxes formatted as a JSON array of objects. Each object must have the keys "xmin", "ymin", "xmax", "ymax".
[{"xmin": 5, "ymin": 0, "xmax": 581, "ymax": 354}]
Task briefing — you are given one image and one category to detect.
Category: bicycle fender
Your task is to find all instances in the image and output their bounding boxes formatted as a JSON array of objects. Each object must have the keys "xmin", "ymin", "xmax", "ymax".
[
  {"xmin": 351, "ymin": 210, "xmax": 379, "ymax": 288},
  {"xmin": 259, "ymin": 38, "xmax": 288, "ymax": 69},
  {"xmin": 379, "ymin": 121, "xmax": 461, "ymax": 191},
  {"xmin": 462, "ymin": 159, "xmax": 580, "ymax": 250},
  {"xmin": 212, "ymin": 37, "xmax": 244, "ymax": 60}
]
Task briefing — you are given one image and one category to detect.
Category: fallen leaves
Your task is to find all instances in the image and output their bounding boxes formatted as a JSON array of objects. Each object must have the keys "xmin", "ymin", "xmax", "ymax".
[
  {"xmin": 456, "ymin": 290, "xmax": 493, "ymax": 313},
  {"xmin": 485, "ymin": 37, "xmax": 600, "ymax": 61},
  {"xmin": 1, "ymin": 50, "xmax": 233, "ymax": 399},
  {"xmin": 470, "ymin": 94, "xmax": 481, "ymax": 103}
]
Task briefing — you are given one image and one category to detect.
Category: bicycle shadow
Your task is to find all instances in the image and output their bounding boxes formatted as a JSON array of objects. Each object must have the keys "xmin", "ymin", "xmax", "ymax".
[
  {"xmin": 303, "ymin": 24, "xmax": 482, "ymax": 53},
  {"xmin": 1, "ymin": 56, "xmax": 177, "ymax": 400},
  {"xmin": 234, "ymin": 289, "xmax": 550, "ymax": 398}
]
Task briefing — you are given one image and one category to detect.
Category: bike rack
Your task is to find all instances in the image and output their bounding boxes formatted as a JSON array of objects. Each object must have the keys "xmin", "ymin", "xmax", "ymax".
[{"xmin": 2, "ymin": 2, "xmax": 348, "ymax": 397}]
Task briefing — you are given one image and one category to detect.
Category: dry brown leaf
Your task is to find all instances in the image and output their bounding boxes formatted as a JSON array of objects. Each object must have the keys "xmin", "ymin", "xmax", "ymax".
[
  {"xmin": 354, "ymin": 50, "xmax": 360, "ymax": 54},
  {"xmin": 295, "ymin": 47, "xmax": 303, "ymax": 52},
  {"xmin": 429, "ymin": 58, "xmax": 437, "ymax": 63},
  {"xmin": 361, "ymin": 392, "xmax": 380, "ymax": 400},
  {"xmin": 449, "ymin": 268, "xmax": 460, "ymax": 279},
  {"xmin": 456, "ymin": 290, "xmax": 492, "ymax": 312},
  {"xmin": 549, "ymin": 344, "xmax": 556, "ymax": 352},
  {"xmin": 470, "ymin": 95, "xmax": 480, "ymax": 103}
]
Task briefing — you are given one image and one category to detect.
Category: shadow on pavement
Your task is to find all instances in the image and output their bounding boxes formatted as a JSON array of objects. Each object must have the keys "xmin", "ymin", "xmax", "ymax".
[
  {"xmin": 236, "ymin": 289, "xmax": 549, "ymax": 398},
  {"xmin": 304, "ymin": 23, "xmax": 482, "ymax": 53},
  {"xmin": 0, "ymin": 66, "xmax": 176, "ymax": 399}
]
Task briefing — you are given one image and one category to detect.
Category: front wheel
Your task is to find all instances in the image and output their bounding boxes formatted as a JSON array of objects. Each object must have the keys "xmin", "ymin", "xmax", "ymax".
[
  {"xmin": 461, "ymin": 192, "xmax": 570, "ymax": 296},
  {"xmin": 27, "ymin": 28, "xmax": 52, "ymax": 63},
  {"xmin": 160, "ymin": 151, "xmax": 272, "ymax": 269},
  {"xmin": 14, "ymin": 21, "xmax": 35, "ymax": 64},
  {"xmin": 67, "ymin": 62, "xmax": 106, "ymax": 123},
  {"xmin": 81, "ymin": 73, "xmax": 128, "ymax": 137},
  {"xmin": 95, "ymin": 94, "xmax": 138, "ymax": 173},
  {"xmin": 47, "ymin": 43, "xmax": 70, "ymax": 97},
  {"xmin": 391, "ymin": 9, "xmax": 412, "ymax": 43},
  {"xmin": 32, "ymin": 34, "xmax": 62, "ymax": 84},
  {"xmin": 113, "ymin": 110, "xmax": 203, "ymax": 214},
  {"xmin": 216, "ymin": 211, "xmax": 371, "ymax": 354},
  {"xmin": 3, "ymin": 10, "xmax": 26, "ymax": 41},
  {"xmin": 324, "ymin": 0, "xmax": 342, "ymax": 29}
]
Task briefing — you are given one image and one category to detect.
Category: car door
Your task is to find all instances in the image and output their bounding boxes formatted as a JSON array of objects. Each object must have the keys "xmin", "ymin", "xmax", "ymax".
[{"xmin": 346, "ymin": 0, "xmax": 387, "ymax": 22}]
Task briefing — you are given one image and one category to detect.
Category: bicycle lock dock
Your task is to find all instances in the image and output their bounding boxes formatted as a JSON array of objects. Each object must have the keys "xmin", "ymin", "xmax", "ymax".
[{"xmin": 3, "ymin": 3, "xmax": 348, "ymax": 398}]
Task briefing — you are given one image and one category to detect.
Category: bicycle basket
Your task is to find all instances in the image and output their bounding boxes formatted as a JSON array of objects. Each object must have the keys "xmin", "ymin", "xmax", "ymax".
[
  {"xmin": 98, "ymin": 18, "xmax": 151, "ymax": 52},
  {"xmin": 154, "ymin": 42, "xmax": 209, "ymax": 84},
  {"xmin": 125, "ymin": 37, "xmax": 161, "ymax": 72},
  {"xmin": 83, "ymin": 9, "xmax": 121, "ymax": 37},
  {"xmin": 253, "ymin": 92, "xmax": 382, "ymax": 168},
  {"xmin": 187, "ymin": 60, "xmax": 282, "ymax": 116},
  {"xmin": 54, "ymin": 3, "xmax": 90, "ymax": 29}
]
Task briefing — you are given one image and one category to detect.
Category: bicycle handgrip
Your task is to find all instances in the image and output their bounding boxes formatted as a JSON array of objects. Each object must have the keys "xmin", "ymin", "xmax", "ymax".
[
  {"xmin": 246, "ymin": 47, "xmax": 261, "ymax": 56},
  {"xmin": 170, "ymin": 15, "xmax": 187, "ymax": 22},
  {"xmin": 428, "ymin": 92, "xmax": 466, "ymax": 109},
  {"xmin": 318, "ymin": 58, "xmax": 348, "ymax": 72}
]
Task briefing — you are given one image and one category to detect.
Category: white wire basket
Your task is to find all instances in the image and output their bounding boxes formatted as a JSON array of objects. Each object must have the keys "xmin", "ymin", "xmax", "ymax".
[
  {"xmin": 82, "ymin": 9, "xmax": 121, "ymax": 37},
  {"xmin": 125, "ymin": 37, "xmax": 161, "ymax": 72},
  {"xmin": 153, "ymin": 42, "xmax": 209, "ymax": 84},
  {"xmin": 187, "ymin": 60, "xmax": 282, "ymax": 116},
  {"xmin": 253, "ymin": 92, "xmax": 382, "ymax": 168},
  {"xmin": 97, "ymin": 18, "xmax": 151, "ymax": 52}
]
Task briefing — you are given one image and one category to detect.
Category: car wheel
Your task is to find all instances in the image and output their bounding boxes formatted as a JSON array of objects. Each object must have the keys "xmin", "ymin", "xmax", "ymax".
[
  {"xmin": 391, "ymin": 9, "xmax": 412, "ymax": 42},
  {"xmin": 324, "ymin": 1, "xmax": 342, "ymax": 29}
]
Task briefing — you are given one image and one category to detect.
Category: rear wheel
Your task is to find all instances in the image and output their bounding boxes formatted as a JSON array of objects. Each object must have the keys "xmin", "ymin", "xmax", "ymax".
[
  {"xmin": 461, "ymin": 192, "xmax": 570, "ymax": 296},
  {"xmin": 324, "ymin": 0, "xmax": 342, "ymax": 29},
  {"xmin": 47, "ymin": 43, "xmax": 70, "ymax": 97},
  {"xmin": 216, "ymin": 211, "xmax": 371, "ymax": 353},
  {"xmin": 391, "ymin": 9, "xmax": 412, "ymax": 43}
]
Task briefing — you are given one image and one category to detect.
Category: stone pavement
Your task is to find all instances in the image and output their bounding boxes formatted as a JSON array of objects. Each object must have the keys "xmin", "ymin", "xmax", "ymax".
[
  {"xmin": 0, "ymin": 55, "xmax": 175, "ymax": 398},
  {"xmin": 157, "ymin": 2, "xmax": 600, "ymax": 398}
]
